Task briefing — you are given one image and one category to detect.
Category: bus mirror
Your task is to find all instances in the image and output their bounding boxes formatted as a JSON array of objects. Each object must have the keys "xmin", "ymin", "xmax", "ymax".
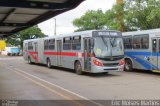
[{"xmin": 90, "ymin": 39, "xmax": 94, "ymax": 48}]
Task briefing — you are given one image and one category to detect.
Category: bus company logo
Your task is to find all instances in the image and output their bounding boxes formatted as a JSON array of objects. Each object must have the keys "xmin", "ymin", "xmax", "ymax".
[
  {"xmin": 110, "ymin": 57, "xmax": 114, "ymax": 60},
  {"xmin": 1, "ymin": 100, "xmax": 18, "ymax": 106}
]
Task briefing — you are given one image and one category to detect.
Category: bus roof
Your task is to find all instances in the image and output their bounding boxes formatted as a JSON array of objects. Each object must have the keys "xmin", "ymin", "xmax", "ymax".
[
  {"xmin": 122, "ymin": 28, "xmax": 160, "ymax": 36},
  {"xmin": 24, "ymin": 30, "xmax": 121, "ymax": 42},
  {"xmin": 43, "ymin": 29, "xmax": 120, "ymax": 38}
]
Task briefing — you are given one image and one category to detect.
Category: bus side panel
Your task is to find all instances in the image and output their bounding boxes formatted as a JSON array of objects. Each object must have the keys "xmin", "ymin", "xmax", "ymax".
[
  {"xmin": 134, "ymin": 52, "xmax": 151, "ymax": 70},
  {"xmin": 43, "ymin": 50, "xmax": 57, "ymax": 66},
  {"xmin": 125, "ymin": 50, "xmax": 151, "ymax": 70},
  {"xmin": 61, "ymin": 50, "xmax": 75, "ymax": 69},
  {"xmin": 50, "ymin": 50, "xmax": 57, "ymax": 66}
]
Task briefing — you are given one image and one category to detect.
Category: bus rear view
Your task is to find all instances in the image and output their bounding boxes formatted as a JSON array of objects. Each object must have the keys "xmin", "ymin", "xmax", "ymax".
[{"xmin": 90, "ymin": 31, "xmax": 124, "ymax": 73}]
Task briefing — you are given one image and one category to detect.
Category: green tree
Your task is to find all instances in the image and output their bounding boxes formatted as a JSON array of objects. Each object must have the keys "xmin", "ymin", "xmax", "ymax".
[
  {"xmin": 6, "ymin": 26, "xmax": 45, "ymax": 48},
  {"xmin": 73, "ymin": 0, "xmax": 160, "ymax": 32},
  {"xmin": 124, "ymin": 0, "xmax": 160, "ymax": 30},
  {"xmin": 73, "ymin": 10, "xmax": 106, "ymax": 31},
  {"xmin": 105, "ymin": 0, "xmax": 160, "ymax": 31}
]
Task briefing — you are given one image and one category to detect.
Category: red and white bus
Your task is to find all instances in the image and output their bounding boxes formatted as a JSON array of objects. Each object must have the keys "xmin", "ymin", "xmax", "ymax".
[{"xmin": 23, "ymin": 30, "xmax": 124, "ymax": 74}]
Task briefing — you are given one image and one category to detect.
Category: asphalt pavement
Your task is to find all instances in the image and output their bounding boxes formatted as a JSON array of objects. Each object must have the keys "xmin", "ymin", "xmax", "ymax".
[{"xmin": 0, "ymin": 55, "xmax": 160, "ymax": 106}]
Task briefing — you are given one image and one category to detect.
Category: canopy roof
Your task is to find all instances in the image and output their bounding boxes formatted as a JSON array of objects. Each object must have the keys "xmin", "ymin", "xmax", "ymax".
[{"xmin": 0, "ymin": 0, "xmax": 84, "ymax": 38}]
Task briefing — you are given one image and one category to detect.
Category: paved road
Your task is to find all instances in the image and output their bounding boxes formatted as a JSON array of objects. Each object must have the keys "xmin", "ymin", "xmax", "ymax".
[{"xmin": 0, "ymin": 56, "xmax": 160, "ymax": 105}]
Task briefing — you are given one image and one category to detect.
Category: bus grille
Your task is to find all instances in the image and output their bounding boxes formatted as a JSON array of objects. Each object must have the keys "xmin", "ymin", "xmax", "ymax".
[
  {"xmin": 97, "ymin": 55, "xmax": 124, "ymax": 61},
  {"xmin": 103, "ymin": 63, "xmax": 119, "ymax": 66},
  {"xmin": 104, "ymin": 68, "xmax": 118, "ymax": 70}
]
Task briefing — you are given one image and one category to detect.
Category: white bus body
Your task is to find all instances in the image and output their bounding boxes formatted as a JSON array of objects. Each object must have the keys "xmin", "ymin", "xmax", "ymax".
[
  {"xmin": 123, "ymin": 28, "xmax": 160, "ymax": 72},
  {"xmin": 23, "ymin": 30, "xmax": 124, "ymax": 74}
]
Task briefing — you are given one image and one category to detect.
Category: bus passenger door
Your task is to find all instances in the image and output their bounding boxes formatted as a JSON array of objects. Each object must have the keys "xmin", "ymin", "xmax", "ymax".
[
  {"xmin": 38, "ymin": 39, "xmax": 44, "ymax": 63},
  {"xmin": 158, "ymin": 38, "xmax": 160, "ymax": 71},
  {"xmin": 83, "ymin": 38, "xmax": 91, "ymax": 71},
  {"xmin": 57, "ymin": 40, "xmax": 62, "ymax": 66},
  {"xmin": 23, "ymin": 43, "xmax": 28, "ymax": 60},
  {"xmin": 151, "ymin": 38, "xmax": 159, "ymax": 71},
  {"xmin": 34, "ymin": 42, "xmax": 38, "ymax": 62}
]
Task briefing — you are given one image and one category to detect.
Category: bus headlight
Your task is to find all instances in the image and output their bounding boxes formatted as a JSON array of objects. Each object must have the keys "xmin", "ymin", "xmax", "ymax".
[
  {"xmin": 93, "ymin": 58, "xmax": 104, "ymax": 66},
  {"xmin": 119, "ymin": 59, "xmax": 125, "ymax": 65}
]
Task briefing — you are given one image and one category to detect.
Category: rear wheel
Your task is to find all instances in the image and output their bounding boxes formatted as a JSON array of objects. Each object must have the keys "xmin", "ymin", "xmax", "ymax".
[
  {"xmin": 47, "ymin": 58, "xmax": 52, "ymax": 68},
  {"xmin": 75, "ymin": 61, "xmax": 83, "ymax": 75},
  {"xmin": 124, "ymin": 59, "xmax": 133, "ymax": 71}
]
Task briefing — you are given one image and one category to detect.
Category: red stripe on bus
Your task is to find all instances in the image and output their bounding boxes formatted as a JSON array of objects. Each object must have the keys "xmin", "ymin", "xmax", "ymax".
[
  {"xmin": 61, "ymin": 52, "xmax": 77, "ymax": 56},
  {"xmin": 43, "ymin": 52, "xmax": 77, "ymax": 57},
  {"xmin": 43, "ymin": 52, "xmax": 94, "ymax": 57},
  {"xmin": 44, "ymin": 52, "xmax": 57, "ymax": 55},
  {"xmin": 28, "ymin": 51, "xmax": 38, "ymax": 54},
  {"xmin": 82, "ymin": 53, "xmax": 84, "ymax": 57},
  {"xmin": 28, "ymin": 51, "xmax": 38, "ymax": 62}
]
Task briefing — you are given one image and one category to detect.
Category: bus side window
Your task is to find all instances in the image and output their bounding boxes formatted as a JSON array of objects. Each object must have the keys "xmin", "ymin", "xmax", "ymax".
[
  {"xmin": 63, "ymin": 37, "xmax": 72, "ymax": 50},
  {"xmin": 133, "ymin": 35, "xmax": 149, "ymax": 49},
  {"xmin": 133, "ymin": 36, "xmax": 141, "ymax": 49},
  {"xmin": 152, "ymin": 39, "xmax": 157, "ymax": 52},
  {"xmin": 48, "ymin": 39, "xmax": 55, "ymax": 50},
  {"xmin": 28, "ymin": 42, "xmax": 33, "ymax": 50},
  {"xmin": 141, "ymin": 35, "xmax": 149, "ymax": 49},
  {"xmin": 123, "ymin": 36, "xmax": 132, "ymax": 49},
  {"xmin": 72, "ymin": 36, "xmax": 81, "ymax": 50},
  {"xmin": 44, "ymin": 40, "xmax": 49, "ymax": 50}
]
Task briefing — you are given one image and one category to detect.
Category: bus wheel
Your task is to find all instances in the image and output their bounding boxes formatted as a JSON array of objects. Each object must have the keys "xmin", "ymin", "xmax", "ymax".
[
  {"xmin": 28, "ymin": 57, "xmax": 32, "ymax": 64},
  {"xmin": 124, "ymin": 59, "xmax": 133, "ymax": 71},
  {"xmin": 47, "ymin": 59, "xmax": 52, "ymax": 68},
  {"xmin": 75, "ymin": 61, "xmax": 83, "ymax": 75}
]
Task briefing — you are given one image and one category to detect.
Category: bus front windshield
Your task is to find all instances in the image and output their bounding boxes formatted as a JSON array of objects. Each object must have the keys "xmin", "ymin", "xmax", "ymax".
[{"xmin": 93, "ymin": 32, "xmax": 124, "ymax": 58}]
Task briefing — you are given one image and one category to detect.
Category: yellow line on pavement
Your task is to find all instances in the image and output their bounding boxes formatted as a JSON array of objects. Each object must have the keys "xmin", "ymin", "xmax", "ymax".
[
  {"xmin": 7, "ymin": 67, "xmax": 85, "ymax": 106},
  {"xmin": 13, "ymin": 68, "xmax": 104, "ymax": 106},
  {"xmin": 152, "ymin": 70, "xmax": 160, "ymax": 73}
]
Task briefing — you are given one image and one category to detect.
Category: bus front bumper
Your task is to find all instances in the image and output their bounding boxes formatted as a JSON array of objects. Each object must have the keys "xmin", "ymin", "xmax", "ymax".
[{"xmin": 91, "ymin": 65, "xmax": 124, "ymax": 73}]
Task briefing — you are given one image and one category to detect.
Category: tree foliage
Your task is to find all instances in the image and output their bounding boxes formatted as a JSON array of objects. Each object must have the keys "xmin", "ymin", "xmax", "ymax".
[
  {"xmin": 6, "ymin": 26, "xmax": 45, "ymax": 48},
  {"xmin": 73, "ymin": 0, "xmax": 160, "ymax": 32},
  {"xmin": 73, "ymin": 10, "xmax": 106, "ymax": 31},
  {"xmin": 124, "ymin": 0, "xmax": 160, "ymax": 30}
]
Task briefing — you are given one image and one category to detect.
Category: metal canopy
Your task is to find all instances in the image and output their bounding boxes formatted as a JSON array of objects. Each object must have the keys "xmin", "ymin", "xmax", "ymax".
[{"xmin": 0, "ymin": 0, "xmax": 84, "ymax": 38}]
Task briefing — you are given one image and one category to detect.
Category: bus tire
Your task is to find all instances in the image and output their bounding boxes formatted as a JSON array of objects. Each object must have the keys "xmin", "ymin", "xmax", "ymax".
[
  {"xmin": 75, "ymin": 61, "xmax": 83, "ymax": 75},
  {"xmin": 47, "ymin": 58, "xmax": 52, "ymax": 68},
  {"xmin": 124, "ymin": 59, "xmax": 133, "ymax": 71},
  {"xmin": 28, "ymin": 57, "xmax": 32, "ymax": 64}
]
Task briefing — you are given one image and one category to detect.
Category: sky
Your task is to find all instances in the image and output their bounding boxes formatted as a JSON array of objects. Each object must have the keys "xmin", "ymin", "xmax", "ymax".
[{"xmin": 38, "ymin": 0, "xmax": 116, "ymax": 36}]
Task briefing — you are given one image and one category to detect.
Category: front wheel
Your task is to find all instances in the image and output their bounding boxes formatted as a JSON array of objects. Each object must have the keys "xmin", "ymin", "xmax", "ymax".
[
  {"xmin": 47, "ymin": 59, "xmax": 52, "ymax": 68},
  {"xmin": 75, "ymin": 61, "xmax": 83, "ymax": 75},
  {"xmin": 124, "ymin": 59, "xmax": 133, "ymax": 71}
]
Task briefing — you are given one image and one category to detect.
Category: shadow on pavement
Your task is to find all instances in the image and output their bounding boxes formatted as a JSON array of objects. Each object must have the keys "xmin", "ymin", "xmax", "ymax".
[
  {"xmin": 29, "ymin": 63, "xmax": 121, "ymax": 77},
  {"xmin": 124, "ymin": 69, "xmax": 160, "ymax": 76}
]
